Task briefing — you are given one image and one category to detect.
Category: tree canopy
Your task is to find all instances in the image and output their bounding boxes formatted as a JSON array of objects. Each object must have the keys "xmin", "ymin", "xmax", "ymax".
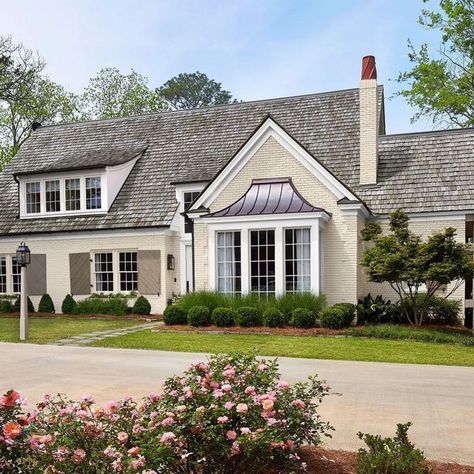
[
  {"xmin": 397, "ymin": 0, "xmax": 474, "ymax": 127},
  {"xmin": 158, "ymin": 71, "xmax": 236, "ymax": 110},
  {"xmin": 361, "ymin": 209, "xmax": 474, "ymax": 325}
]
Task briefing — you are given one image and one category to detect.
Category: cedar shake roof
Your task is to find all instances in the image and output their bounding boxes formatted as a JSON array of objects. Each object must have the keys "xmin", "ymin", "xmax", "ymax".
[
  {"xmin": 0, "ymin": 86, "xmax": 473, "ymax": 235},
  {"xmin": 204, "ymin": 178, "xmax": 326, "ymax": 218}
]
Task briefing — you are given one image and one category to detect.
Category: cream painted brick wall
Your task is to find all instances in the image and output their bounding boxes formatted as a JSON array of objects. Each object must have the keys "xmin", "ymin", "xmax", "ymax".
[
  {"xmin": 0, "ymin": 233, "xmax": 180, "ymax": 315},
  {"xmin": 363, "ymin": 219, "xmax": 466, "ymax": 313},
  {"xmin": 195, "ymin": 136, "xmax": 361, "ymax": 305},
  {"xmin": 359, "ymin": 79, "xmax": 378, "ymax": 185}
]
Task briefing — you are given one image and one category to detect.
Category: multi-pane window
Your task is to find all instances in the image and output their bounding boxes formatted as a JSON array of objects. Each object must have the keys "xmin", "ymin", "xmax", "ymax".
[
  {"xmin": 184, "ymin": 191, "xmax": 200, "ymax": 233},
  {"xmin": 216, "ymin": 231, "xmax": 241, "ymax": 294},
  {"xmin": 285, "ymin": 228, "xmax": 311, "ymax": 293},
  {"xmin": 65, "ymin": 178, "xmax": 81, "ymax": 211},
  {"xmin": 45, "ymin": 180, "xmax": 61, "ymax": 212},
  {"xmin": 11, "ymin": 257, "xmax": 21, "ymax": 293},
  {"xmin": 94, "ymin": 253, "xmax": 114, "ymax": 292},
  {"xmin": 86, "ymin": 177, "xmax": 102, "ymax": 210},
  {"xmin": 250, "ymin": 230, "xmax": 275, "ymax": 298},
  {"xmin": 119, "ymin": 252, "xmax": 138, "ymax": 291},
  {"xmin": 0, "ymin": 257, "xmax": 6, "ymax": 293},
  {"xmin": 26, "ymin": 182, "xmax": 41, "ymax": 214}
]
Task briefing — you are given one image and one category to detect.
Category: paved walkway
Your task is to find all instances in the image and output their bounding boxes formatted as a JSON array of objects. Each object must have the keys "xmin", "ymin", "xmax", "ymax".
[
  {"xmin": 52, "ymin": 323, "xmax": 157, "ymax": 346},
  {"xmin": 0, "ymin": 343, "xmax": 473, "ymax": 465}
]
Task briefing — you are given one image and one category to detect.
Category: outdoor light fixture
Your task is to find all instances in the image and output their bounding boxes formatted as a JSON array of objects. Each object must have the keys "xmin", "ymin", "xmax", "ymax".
[
  {"xmin": 16, "ymin": 241, "xmax": 31, "ymax": 341},
  {"xmin": 167, "ymin": 254, "xmax": 175, "ymax": 271}
]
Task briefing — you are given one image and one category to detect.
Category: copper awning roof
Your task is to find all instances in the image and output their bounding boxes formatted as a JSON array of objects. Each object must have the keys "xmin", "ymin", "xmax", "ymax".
[{"xmin": 204, "ymin": 178, "xmax": 327, "ymax": 218}]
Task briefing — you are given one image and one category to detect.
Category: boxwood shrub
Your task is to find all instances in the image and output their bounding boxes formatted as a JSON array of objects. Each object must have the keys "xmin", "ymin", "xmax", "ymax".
[
  {"xmin": 0, "ymin": 299, "xmax": 14, "ymax": 313},
  {"xmin": 13, "ymin": 296, "xmax": 35, "ymax": 313},
  {"xmin": 211, "ymin": 307, "xmax": 236, "ymax": 327},
  {"xmin": 61, "ymin": 294, "xmax": 77, "ymax": 314},
  {"xmin": 163, "ymin": 305, "xmax": 187, "ymax": 325},
  {"xmin": 188, "ymin": 305, "xmax": 211, "ymax": 326},
  {"xmin": 132, "ymin": 296, "xmax": 152, "ymax": 315},
  {"xmin": 263, "ymin": 307, "xmax": 285, "ymax": 328},
  {"xmin": 290, "ymin": 308, "xmax": 316, "ymax": 328},
  {"xmin": 38, "ymin": 294, "xmax": 55, "ymax": 313},
  {"xmin": 320, "ymin": 303, "xmax": 355, "ymax": 329},
  {"xmin": 236, "ymin": 306, "xmax": 262, "ymax": 327}
]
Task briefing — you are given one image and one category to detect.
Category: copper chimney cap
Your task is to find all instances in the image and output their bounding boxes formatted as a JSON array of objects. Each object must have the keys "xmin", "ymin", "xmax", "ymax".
[{"xmin": 361, "ymin": 55, "xmax": 377, "ymax": 80}]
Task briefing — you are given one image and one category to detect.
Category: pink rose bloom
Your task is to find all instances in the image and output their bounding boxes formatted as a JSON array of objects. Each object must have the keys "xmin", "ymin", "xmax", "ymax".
[
  {"xmin": 221, "ymin": 383, "xmax": 232, "ymax": 392},
  {"xmin": 2, "ymin": 422, "xmax": 22, "ymax": 440},
  {"xmin": 177, "ymin": 405, "xmax": 186, "ymax": 413},
  {"xmin": 112, "ymin": 459, "xmax": 124, "ymax": 471},
  {"xmin": 103, "ymin": 446, "xmax": 117, "ymax": 458},
  {"xmin": 244, "ymin": 386, "xmax": 255, "ymax": 395},
  {"xmin": 292, "ymin": 399, "xmax": 305, "ymax": 409},
  {"xmin": 105, "ymin": 400, "xmax": 119, "ymax": 414},
  {"xmin": 224, "ymin": 401, "xmax": 234, "ymax": 410},
  {"xmin": 217, "ymin": 416, "xmax": 229, "ymax": 424},
  {"xmin": 131, "ymin": 457, "xmax": 145, "ymax": 470},
  {"xmin": 185, "ymin": 390, "xmax": 193, "ymax": 399},
  {"xmin": 147, "ymin": 392, "xmax": 161, "ymax": 401},
  {"xmin": 161, "ymin": 417, "xmax": 174, "ymax": 426},
  {"xmin": 73, "ymin": 448, "xmax": 86, "ymax": 463},
  {"xmin": 321, "ymin": 383, "xmax": 330, "ymax": 391},
  {"xmin": 257, "ymin": 363, "xmax": 267, "ymax": 371},
  {"xmin": 231, "ymin": 441, "xmax": 240, "ymax": 456},
  {"xmin": 223, "ymin": 368, "xmax": 236, "ymax": 378},
  {"xmin": 213, "ymin": 389, "xmax": 224, "ymax": 399},
  {"xmin": 160, "ymin": 432, "xmax": 176, "ymax": 444},
  {"xmin": 236, "ymin": 403, "xmax": 248, "ymax": 414},
  {"xmin": 240, "ymin": 427, "xmax": 251, "ymax": 434},
  {"xmin": 278, "ymin": 381, "xmax": 289, "ymax": 390},
  {"xmin": 0, "ymin": 390, "xmax": 21, "ymax": 408},
  {"xmin": 127, "ymin": 446, "xmax": 140, "ymax": 456},
  {"xmin": 267, "ymin": 417, "xmax": 277, "ymax": 426},
  {"xmin": 210, "ymin": 381, "xmax": 220, "ymax": 389},
  {"xmin": 226, "ymin": 430, "xmax": 237, "ymax": 440},
  {"xmin": 80, "ymin": 394, "xmax": 94, "ymax": 403},
  {"xmin": 262, "ymin": 399, "xmax": 274, "ymax": 411},
  {"xmin": 117, "ymin": 431, "xmax": 128, "ymax": 443}
]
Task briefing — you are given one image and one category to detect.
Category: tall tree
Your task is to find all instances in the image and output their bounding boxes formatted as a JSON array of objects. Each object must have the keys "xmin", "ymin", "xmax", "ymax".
[
  {"xmin": 158, "ymin": 71, "xmax": 236, "ymax": 110},
  {"xmin": 397, "ymin": 0, "xmax": 474, "ymax": 127},
  {"xmin": 361, "ymin": 209, "xmax": 474, "ymax": 326},
  {"xmin": 80, "ymin": 68, "xmax": 168, "ymax": 119}
]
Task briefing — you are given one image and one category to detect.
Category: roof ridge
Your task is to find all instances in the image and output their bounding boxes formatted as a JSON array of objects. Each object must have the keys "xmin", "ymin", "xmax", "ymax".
[
  {"xmin": 381, "ymin": 127, "xmax": 474, "ymax": 139},
  {"xmin": 33, "ymin": 87, "xmax": 363, "ymax": 131}
]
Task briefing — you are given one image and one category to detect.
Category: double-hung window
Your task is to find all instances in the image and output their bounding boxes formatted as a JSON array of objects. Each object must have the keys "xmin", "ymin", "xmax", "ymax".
[
  {"xmin": 216, "ymin": 231, "xmax": 241, "ymax": 294},
  {"xmin": 11, "ymin": 257, "xmax": 21, "ymax": 293},
  {"xmin": 119, "ymin": 252, "xmax": 138, "ymax": 291},
  {"xmin": 26, "ymin": 182, "xmax": 41, "ymax": 214},
  {"xmin": 93, "ymin": 251, "xmax": 138, "ymax": 293},
  {"xmin": 45, "ymin": 180, "xmax": 61, "ymax": 213},
  {"xmin": 94, "ymin": 252, "xmax": 114, "ymax": 292},
  {"xmin": 65, "ymin": 178, "xmax": 81, "ymax": 211},
  {"xmin": 0, "ymin": 257, "xmax": 6, "ymax": 293},
  {"xmin": 285, "ymin": 228, "xmax": 311, "ymax": 293},
  {"xmin": 250, "ymin": 229, "xmax": 275, "ymax": 298},
  {"xmin": 86, "ymin": 177, "xmax": 102, "ymax": 210}
]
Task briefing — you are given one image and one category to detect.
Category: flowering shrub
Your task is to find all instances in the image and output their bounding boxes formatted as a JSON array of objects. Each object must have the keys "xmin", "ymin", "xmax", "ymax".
[{"xmin": 0, "ymin": 353, "xmax": 332, "ymax": 473}]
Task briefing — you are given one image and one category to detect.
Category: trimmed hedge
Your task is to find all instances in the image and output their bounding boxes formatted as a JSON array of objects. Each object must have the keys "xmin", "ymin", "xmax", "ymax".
[
  {"xmin": 236, "ymin": 306, "xmax": 262, "ymax": 327},
  {"xmin": 188, "ymin": 306, "xmax": 211, "ymax": 327},
  {"xmin": 73, "ymin": 297, "xmax": 130, "ymax": 316},
  {"xmin": 13, "ymin": 296, "xmax": 35, "ymax": 313},
  {"xmin": 132, "ymin": 296, "xmax": 152, "ymax": 315},
  {"xmin": 290, "ymin": 308, "xmax": 316, "ymax": 328},
  {"xmin": 263, "ymin": 307, "xmax": 285, "ymax": 328},
  {"xmin": 38, "ymin": 294, "xmax": 55, "ymax": 313},
  {"xmin": 61, "ymin": 294, "xmax": 77, "ymax": 314},
  {"xmin": 0, "ymin": 299, "xmax": 14, "ymax": 313},
  {"xmin": 163, "ymin": 305, "xmax": 187, "ymax": 325},
  {"xmin": 320, "ymin": 303, "xmax": 355, "ymax": 329},
  {"xmin": 212, "ymin": 307, "xmax": 236, "ymax": 327}
]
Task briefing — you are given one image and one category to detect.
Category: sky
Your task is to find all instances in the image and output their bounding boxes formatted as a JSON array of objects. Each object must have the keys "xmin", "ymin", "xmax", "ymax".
[{"xmin": 0, "ymin": 0, "xmax": 442, "ymax": 133}]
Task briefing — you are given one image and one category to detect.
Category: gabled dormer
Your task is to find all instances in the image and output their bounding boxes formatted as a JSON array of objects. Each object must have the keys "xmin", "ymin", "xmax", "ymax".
[{"xmin": 15, "ymin": 147, "xmax": 145, "ymax": 219}]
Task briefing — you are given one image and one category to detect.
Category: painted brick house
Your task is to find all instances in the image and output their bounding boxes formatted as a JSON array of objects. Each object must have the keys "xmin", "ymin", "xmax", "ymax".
[{"xmin": 0, "ymin": 56, "xmax": 473, "ymax": 327}]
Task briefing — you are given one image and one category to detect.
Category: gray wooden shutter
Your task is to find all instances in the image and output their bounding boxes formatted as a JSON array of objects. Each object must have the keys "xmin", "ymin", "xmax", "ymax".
[
  {"xmin": 138, "ymin": 250, "xmax": 161, "ymax": 295},
  {"xmin": 69, "ymin": 253, "xmax": 91, "ymax": 295},
  {"xmin": 29, "ymin": 254, "xmax": 47, "ymax": 295}
]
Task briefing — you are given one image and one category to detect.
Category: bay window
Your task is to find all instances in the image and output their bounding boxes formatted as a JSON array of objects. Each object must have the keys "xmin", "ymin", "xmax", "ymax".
[
  {"xmin": 216, "ymin": 231, "xmax": 241, "ymax": 294},
  {"xmin": 250, "ymin": 229, "xmax": 275, "ymax": 297},
  {"xmin": 26, "ymin": 182, "xmax": 41, "ymax": 214},
  {"xmin": 285, "ymin": 228, "xmax": 311, "ymax": 293}
]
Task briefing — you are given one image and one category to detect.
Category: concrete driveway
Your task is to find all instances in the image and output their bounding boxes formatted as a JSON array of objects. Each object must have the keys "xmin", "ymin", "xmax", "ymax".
[{"xmin": 1, "ymin": 342, "xmax": 473, "ymax": 465}]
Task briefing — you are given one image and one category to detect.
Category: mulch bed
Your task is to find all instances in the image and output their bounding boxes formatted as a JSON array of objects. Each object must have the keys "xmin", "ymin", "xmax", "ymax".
[{"xmin": 286, "ymin": 447, "xmax": 474, "ymax": 474}]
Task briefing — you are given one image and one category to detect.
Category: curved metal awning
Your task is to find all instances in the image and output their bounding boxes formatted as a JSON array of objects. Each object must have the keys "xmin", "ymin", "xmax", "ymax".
[{"xmin": 203, "ymin": 177, "xmax": 328, "ymax": 218}]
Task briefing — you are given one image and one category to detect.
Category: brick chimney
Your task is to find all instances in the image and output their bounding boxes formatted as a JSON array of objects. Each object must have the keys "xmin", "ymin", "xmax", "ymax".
[{"xmin": 359, "ymin": 55, "xmax": 378, "ymax": 185}]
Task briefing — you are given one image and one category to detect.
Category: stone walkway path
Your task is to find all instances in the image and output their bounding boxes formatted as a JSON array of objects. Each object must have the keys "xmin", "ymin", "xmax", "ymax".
[{"xmin": 52, "ymin": 323, "xmax": 157, "ymax": 346}]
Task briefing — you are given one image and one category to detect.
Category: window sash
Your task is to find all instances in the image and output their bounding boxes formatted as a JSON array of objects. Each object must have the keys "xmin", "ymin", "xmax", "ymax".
[
  {"xmin": 86, "ymin": 177, "xmax": 102, "ymax": 210},
  {"xmin": 184, "ymin": 191, "xmax": 200, "ymax": 234},
  {"xmin": 94, "ymin": 252, "xmax": 114, "ymax": 292},
  {"xmin": 11, "ymin": 257, "xmax": 21, "ymax": 293},
  {"xmin": 285, "ymin": 228, "xmax": 311, "ymax": 293},
  {"xmin": 119, "ymin": 252, "xmax": 138, "ymax": 291},
  {"xmin": 45, "ymin": 180, "xmax": 61, "ymax": 213},
  {"xmin": 0, "ymin": 257, "xmax": 6, "ymax": 293},
  {"xmin": 26, "ymin": 182, "xmax": 41, "ymax": 214},
  {"xmin": 250, "ymin": 229, "xmax": 275, "ymax": 298},
  {"xmin": 216, "ymin": 231, "xmax": 241, "ymax": 294},
  {"xmin": 65, "ymin": 178, "xmax": 81, "ymax": 211}
]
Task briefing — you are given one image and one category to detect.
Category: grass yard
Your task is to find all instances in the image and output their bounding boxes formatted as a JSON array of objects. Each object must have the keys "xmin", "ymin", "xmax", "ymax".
[
  {"xmin": 0, "ymin": 317, "xmax": 139, "ymax": 344},
  {"xmin": 88, "ymin": 329, "xmax": 474, "ymax": 366}
]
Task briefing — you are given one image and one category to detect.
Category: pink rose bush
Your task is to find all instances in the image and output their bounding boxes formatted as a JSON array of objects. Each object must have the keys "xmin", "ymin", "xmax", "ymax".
[{"xmin": 0, "ymin": 353, "xmax": 332, "ymax": 473}]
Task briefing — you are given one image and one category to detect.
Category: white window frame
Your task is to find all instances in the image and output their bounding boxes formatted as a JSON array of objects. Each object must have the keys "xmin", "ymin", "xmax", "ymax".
[
  {"xmin": 284, "ymin": 227, "xmax": 312, "ymax": 294},
  {"xmin": 0, "ymin": 256, "xmax": 8, "ymax": 294},
  {"xmin": 216, "ymin": 230, "xmax": 242, "ymax": 295},
  {"xmin": 249, "ymin": 228, "xmax": 276, "ymax": 298},
  {"xmin": 19, "ymin": 170, "xmax": 108, "ymax": 218},
  {"xmin": 205, "ymin": 213, "xmax": 329, "ymax": 296},
  {"xmin": 0, "ymin": 255, "xmax": 20, "ymax": 295},
  {"xmin": 90, "ymin": 249, "xmax": 138, "ymax": 294}
]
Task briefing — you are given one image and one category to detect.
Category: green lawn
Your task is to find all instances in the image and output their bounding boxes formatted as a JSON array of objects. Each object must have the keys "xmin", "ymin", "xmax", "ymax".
[
  {"xmin": 88, "ymin": 330, "xmax": 474, "ymax": 366},
  {"xmin": 0, "ymin": 317, "xmax": 139, "ymax": 344}
]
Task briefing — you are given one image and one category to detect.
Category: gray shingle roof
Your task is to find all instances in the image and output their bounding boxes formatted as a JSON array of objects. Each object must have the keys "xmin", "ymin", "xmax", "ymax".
[{"xmin": 0, "ymin": 86, "xmax": 473, "ymax": 235}]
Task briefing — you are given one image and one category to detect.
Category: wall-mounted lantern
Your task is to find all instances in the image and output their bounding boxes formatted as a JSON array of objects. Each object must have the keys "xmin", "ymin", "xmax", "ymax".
[{"xmin": 167, "ymin": 254, "xmax": 175, "ymax": 271}]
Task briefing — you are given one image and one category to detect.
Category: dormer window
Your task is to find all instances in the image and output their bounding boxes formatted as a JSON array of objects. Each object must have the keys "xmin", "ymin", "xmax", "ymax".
[
  {"xmin": 65, "ymin": 178, "xmax": 81, "ymax": 211},
  {"xmin": 86, "ymin": 177, "xmax": 102, "ymax": 210},
  {"xmin": 45, "ymin": 180, "xmax": 61, "ymax": 212},
  {"xmin": 26, "ymin": 182, "xmax": 41, "ymax": 214}
]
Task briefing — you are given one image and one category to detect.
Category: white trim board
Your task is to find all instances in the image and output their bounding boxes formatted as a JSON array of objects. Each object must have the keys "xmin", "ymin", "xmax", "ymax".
[{"xmin": 190, "ymin": 117, "xmax": 359, "ymax": 211}]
